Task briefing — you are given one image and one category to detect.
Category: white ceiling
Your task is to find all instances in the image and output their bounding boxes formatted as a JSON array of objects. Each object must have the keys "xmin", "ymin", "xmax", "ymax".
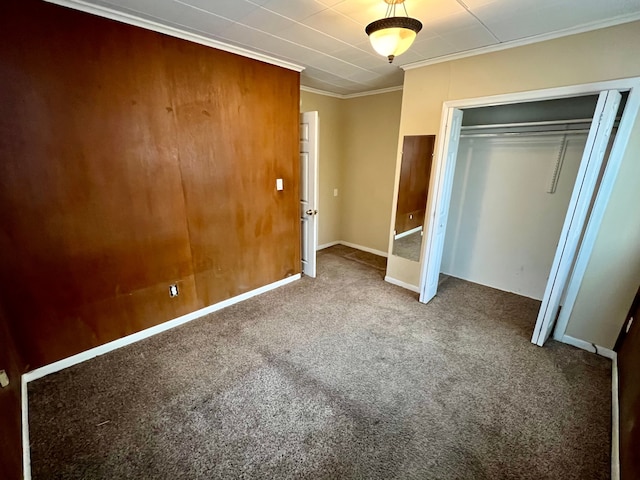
[{"xmin": 55, "ymin": 0, "xmax": 640, "ymax": 96}]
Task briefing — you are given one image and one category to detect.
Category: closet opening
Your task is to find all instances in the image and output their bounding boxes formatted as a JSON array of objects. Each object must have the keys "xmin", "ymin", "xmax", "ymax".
[{"xmin": 418, "ymin": 79, "xmax": 640, "ymax": 348}]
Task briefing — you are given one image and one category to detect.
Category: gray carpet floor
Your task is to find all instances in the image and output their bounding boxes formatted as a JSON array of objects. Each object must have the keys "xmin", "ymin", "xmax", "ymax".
[{"xmin": 28, "ymin": 245, "xmax": 612, "ymax": 479}]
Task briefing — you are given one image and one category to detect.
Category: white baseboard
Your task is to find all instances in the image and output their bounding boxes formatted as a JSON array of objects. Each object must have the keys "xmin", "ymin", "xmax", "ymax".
[
  {"xmin": 394, "ymin": 226, "xmax": 422, "ymax": 240},
  {"xmin": 339, "ymin": 241, "xmax": 388, "ymax": 258},
  {"xmin": 559, "ymin": 335, "xmax": 616, "ymax": 359},
  {"xmin": 612, "ymin": 355, "xmax": 620, "ymax": 480},
  {"xmin": 317, "ymin": 241, "xmax": 340, "ymax": 250},
  {"xmin": 23, "ymin": 273, "xmax": 301, "ymax": 383},
  {"xmin": 21, "ymin": 375, "xmax": 31, "ymax": 480},
  {"xmin": 317, "ymin": 240, "xmax": 389, "ymax": 258},
  {"xmin": 20, "ymin": 273, "xmax": 301, "ymax": 479},
  {"xmin": 384, "ymin": 275, "xmax": 420, "ymax": 293}
]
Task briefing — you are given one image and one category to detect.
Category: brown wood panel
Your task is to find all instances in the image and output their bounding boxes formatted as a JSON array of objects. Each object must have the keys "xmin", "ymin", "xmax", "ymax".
[
  {"xmin": 395, "ymin": 209, "xmax": 426, "ymax": 235},
  {"xmin": 0, "ymin": 0, "xmax": 300, "ymax": 368},
  {"xmin": 395, "ymin": 135, "xmax": 435, "ymax": 234},
  {"xmin": 0, "ymin": 305, "xmax": 25, "ymax": 480},
  {"xmin": 618, "ymin": 287, "xmax": 640, "ymax": 480},
  {"xmin": 164, "ymin": 38, "xmax": 300, "ymax": 306}
]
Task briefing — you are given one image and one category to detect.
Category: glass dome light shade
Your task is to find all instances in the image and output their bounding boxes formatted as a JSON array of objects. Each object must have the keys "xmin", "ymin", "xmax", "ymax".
[{"xmin": 366, "ymin": 16, "xmax": 422, "ymax": 63}]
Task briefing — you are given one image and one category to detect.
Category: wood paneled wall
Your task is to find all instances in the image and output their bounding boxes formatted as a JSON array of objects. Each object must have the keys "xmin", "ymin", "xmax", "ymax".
[
  {"xmin": 0, "ymin": 306, "xmax": 25, "ymax": 480},
  {"xmin": 618, "ymin": 287, "xmax": 640, "ymax": 480},
  {"xmin": 0, "ymin": 0, "xmax": 300, "ymax": 369},
  {"xmin": 394, "ymin": 135, "xmax": 435, "ymax": 234}
]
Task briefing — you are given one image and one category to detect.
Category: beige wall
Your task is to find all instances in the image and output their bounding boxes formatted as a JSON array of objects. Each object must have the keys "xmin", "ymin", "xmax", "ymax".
[
  {"xmin": 301, "ymin": 89, "xmax": 403, "ymax": 253},
  {"xmin": 342, "ymin": 91, "xmax": 403, "ymax": 253},
  {"xmin": 389, "ymin": 20, "xmax": 640, "ymax": 348},
  {"xmin": 300, "ymin": 91, "xmax": 344, "ymax": 247}
]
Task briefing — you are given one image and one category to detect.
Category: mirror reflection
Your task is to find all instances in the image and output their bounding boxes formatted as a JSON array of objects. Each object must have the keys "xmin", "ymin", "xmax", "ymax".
[{"xmin": 392, "ymin": 135, "xmax": 436, "ymax": 262}]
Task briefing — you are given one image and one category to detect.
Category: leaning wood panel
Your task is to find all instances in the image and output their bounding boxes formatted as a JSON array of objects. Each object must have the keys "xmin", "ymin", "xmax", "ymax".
[
  {"xmin": 395, "ymin": 135, "xmax": 435, "ymax": 234},
  {"xmin": 0, "ymin": 0, "xmax": 300, "ymax": 368}
]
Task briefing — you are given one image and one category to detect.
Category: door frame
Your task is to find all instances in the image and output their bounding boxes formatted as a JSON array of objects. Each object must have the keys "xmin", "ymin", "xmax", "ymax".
[
  {"xmin": 418, "ymin": 77, "xmax": 640, "ymax": 344},
  {"xmin": 532, "ymin": 89, "xmax": 621, "ymax": 346}
]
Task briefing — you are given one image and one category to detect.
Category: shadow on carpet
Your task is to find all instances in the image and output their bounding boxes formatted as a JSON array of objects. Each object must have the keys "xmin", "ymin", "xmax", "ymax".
[{"xmin": 28, "ymin": 246, "xmax": 611, "ymax": 479}]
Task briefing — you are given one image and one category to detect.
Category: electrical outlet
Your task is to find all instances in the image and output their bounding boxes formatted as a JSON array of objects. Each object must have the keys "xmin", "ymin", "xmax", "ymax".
[
  {"xmin": 169, "ymin": 284, "xmax": 179, "ymax": 297},
  {"xmin": 334, "ymin": 188, "xmax": 338, "ymax": 197},
  {"xmin": 0, "ymin": 370, "xmax": 9, "ymax": 388},
  {"xmin": 276, "ymin": 178, "xmax": 284, "ymax": 191}
]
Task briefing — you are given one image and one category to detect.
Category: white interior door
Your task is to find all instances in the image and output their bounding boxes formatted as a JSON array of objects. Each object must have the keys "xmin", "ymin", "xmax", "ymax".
[
  {"xmin": 531, "ymin": 90, "xmax": 621, "ymax": 346},
  {"xmin": 419, "ymin": 108, "xmax": 464, "ymax": 303},
  {"xmin": 300, "ymin": 111, "xmax": 319, "ymax": 278}
]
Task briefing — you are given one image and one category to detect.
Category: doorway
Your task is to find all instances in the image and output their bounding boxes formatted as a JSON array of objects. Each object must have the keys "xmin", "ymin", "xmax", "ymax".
[
  {"xmin": 300, "ymin": 111, "xmax": 319, "ymax": 277},
  {"xmin": 418, "ymin": 78, "xmax": 640, "ymax": 347}
]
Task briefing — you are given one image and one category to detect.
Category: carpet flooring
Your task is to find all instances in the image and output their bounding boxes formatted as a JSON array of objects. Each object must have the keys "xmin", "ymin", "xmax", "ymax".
[{"xmin": 28, "ymin": 245, "xmax": 612, "ymax": 479}]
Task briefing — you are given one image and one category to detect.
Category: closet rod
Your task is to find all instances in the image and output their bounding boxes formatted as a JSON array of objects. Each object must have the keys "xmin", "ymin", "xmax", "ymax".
[
  {"xmin": 461, "ymin": 118, "xmax": 593, "ymax": 131},
  {"xmin": 460, "ymin": 130, "xmax": 591, "ymax": 138}
]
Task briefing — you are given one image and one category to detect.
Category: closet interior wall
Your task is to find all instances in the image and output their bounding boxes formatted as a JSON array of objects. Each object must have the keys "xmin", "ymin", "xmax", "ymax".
[{"xmin": 440, "ymin": 96, "xmax": 605, "ymax": 300}]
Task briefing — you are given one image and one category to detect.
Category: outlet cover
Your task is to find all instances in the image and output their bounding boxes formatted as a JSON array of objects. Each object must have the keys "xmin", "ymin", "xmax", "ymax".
[{"xmin": 169, "ymin": 284, "xmax": 179, "ymax": 297}]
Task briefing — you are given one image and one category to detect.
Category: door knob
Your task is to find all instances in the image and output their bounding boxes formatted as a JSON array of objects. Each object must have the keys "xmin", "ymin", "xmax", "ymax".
[{"xmin": 306, "ymin": 209, "xmax": 318, "ymax": 215}]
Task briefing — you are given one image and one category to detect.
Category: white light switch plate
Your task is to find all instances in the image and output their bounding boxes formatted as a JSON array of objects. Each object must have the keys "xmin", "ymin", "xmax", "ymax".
[
  {"xmin": 0, "ymin": 370, "xmax": 9, "ymax": 388},
  {"xmin": 276, "ymin": 178, "xmax": 284, "ymax": 191}
]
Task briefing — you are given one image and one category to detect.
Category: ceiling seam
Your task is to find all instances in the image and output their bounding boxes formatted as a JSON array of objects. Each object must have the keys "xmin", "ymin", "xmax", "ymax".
[
  {"xmin": 212, "ymin": 27, "xmax": 385, "ymax": 76},
  {"xmin": 455, "ymin": 0, "xmax": 502, "ymax": 43},
  {"xmin": 175, "ymin": 0, "xmax": 380, "ymax": 74}
]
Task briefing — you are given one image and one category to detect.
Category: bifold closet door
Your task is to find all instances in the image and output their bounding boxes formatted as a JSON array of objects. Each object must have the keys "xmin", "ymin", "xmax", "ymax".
[{"xmin": 531, "ymin": 90, "xmax": 621, "ymax": 346}]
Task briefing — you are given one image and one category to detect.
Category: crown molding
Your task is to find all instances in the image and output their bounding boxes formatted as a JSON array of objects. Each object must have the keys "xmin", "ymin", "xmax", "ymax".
[
  {"xmin": 344, "ymin": 85, "xmax": 403, "ymax": 99},
  {"xmin": 44, "ymin": 0, "xmax": 304, "ymax": 72},
  {"xmin": 402, "ymin": 13, "xmax": 640, "ymax": 71},
  {"xmin": 300, "ymin": 86, "xmax": 345, "ymax": 99},
  {"xmin": 301, "ymin": 85, "xmax": 403, "ymax": 99}
]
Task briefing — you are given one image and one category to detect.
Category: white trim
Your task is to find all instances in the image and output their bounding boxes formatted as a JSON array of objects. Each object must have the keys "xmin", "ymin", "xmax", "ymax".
[
  {"xmin": 559, "ymin": 335, "xmax": 616, "ymax": 359},
  {"xmin": 612, "ymin": 355, "xmax": 620, "ymax": 480},
  {"xmin": 553, "ymin": 84, "xmax": 640, "ymax": 341},
  {"xmin": 300, "ymin": 111, "xmax": 319, "ymax": 278},
  {"xmin": 22, "ymin": 375, "xmax": 31, "ymax": 480},
  {"xmin": 301, "ymin": 85, "xmax": 403, "ymax": 100},
  {"xmin": 342, "ymin": 86, "xmax": 403, "ymax": 99},
  {"xmin": 300, "ymin": 86, "xmax": 344, "ymax": 99},
  {"xmin": 317, "ymin": 240, "xmax": 389, "ymax": 257},
  {"xmin": 402, "ymin": 13, "xmax": 640, "ymax": 71},
  {"xmin": 339, "ymin": 241, "xmax": 388, "ymax": 258},
  {"xmin": 317, "ymin": 241, "xmax": 340, "ymax": 250},
  {"xmin": 385, "ymin": 275, "xmax": 421, "ymax": 293},
  {"xmin": 441, "ymin": 78, "xmax": 638, "ymax": 110},
  {"xmin": 44, "ymin": 0, "xmax": 304, "ymax": 73},
  {"xmin": 22, "ymin": 274, "xmax": 300, "ymax": 383},
  {"xmin": 419, "ymin": 106, "xmax": 463, "ymax": 304},
  {"xmin": 532, "ymin": 90, "xmax": 621, "ymax": 346},
  {"xmin": 394, "ymin": 226, "xmax": 422, "ymax": 240}
]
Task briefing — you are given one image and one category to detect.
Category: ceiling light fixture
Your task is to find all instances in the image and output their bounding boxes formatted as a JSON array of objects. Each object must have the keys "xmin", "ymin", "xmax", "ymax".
[{"xmin": 365, "ymin": 0, "xmax": 422, "ymax": 64}]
